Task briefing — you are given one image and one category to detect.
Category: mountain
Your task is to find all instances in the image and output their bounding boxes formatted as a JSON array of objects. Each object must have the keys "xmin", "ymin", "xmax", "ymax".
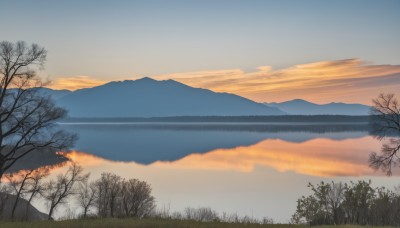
[
  {"xmin": 31, "ymin": 87, "xmax": 72, "ymax": 100},
  {"xmin": 56, "ymin": 77, "xmax": 285, "ymax": 117},
  {"xmin": 8, "ymin": 87, "xmax": 71, "ymax": 100},
  {"xmin": 264, "ymin": 99, "xmax": 371, "ymax": 115}
]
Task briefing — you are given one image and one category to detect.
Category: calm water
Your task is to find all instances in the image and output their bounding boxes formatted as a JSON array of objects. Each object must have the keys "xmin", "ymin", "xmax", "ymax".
[{"xmin": 34, "ymin": 123, "xmax": 400, "ymax": 222}]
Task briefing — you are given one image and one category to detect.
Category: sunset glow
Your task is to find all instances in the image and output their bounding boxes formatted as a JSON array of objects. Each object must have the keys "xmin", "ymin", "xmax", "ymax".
[
  {"xmin": 47, "ymin": 59, "xmax": 400, "ymax": 104},
  {"xmin": 153, "ymin": 136, "xmax": 386, "ymax": 177},
  {"xmin": 1, "ymin": 0, "xmax": 400, "ymax": 224},
  {"xmin": 59, "ymin": 136, "xmax": 396, "ymax": 178}
]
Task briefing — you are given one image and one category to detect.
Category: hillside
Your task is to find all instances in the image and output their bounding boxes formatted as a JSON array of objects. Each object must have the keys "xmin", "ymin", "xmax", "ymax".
[
  {"xmin": 56, "ymin": 77, "xmax": 285, "ymax": 117},
  {"xmin": 264, "ymin": 99, "xmax": 370, "ymax": 115}
]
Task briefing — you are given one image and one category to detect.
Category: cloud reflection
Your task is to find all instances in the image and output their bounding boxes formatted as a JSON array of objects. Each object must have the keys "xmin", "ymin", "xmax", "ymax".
[{"xmin": 62, "ymin": 136, "xmax": 396, "ymax": 177}]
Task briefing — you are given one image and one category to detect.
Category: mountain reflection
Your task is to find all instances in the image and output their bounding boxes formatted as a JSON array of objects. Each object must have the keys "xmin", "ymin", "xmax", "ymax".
[
  {"xmin": 153, "ymin": 136, "xmax": 387, "ymax": 176},
  {"xmin": 60, "ymin": 123, "xmax": 370, "ymax": 164},
  {"xmin": 61, "ymin": 136, "xmax": 397, "ymax": 177}
]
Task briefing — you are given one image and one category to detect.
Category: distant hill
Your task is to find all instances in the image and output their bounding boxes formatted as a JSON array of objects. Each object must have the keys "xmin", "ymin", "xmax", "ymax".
[
  {"xmin": 31, "ymin": 87, "xmax": 72, "ymax": 100},
  {"xmin": 264, "ymin": 99, "xmax": 371, "ymax": 115},
  {"xmin": 0, "ymin": 193, "xmax": 47, "ymax": 221},
  {"xmin": 55, "ymin": 77, "xmax": 285, "ymax": 117}
]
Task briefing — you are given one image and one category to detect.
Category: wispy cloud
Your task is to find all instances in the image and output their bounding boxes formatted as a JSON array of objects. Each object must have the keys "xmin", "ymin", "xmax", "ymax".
[
  {"xmin": 155, "ymin": 59, "xmax": 400, "ymax": 104},
  {"xmin": 48, "ymin": 76, "xmax": 107, "ymax": 91},
  {"xmin": 47, "ymin": 59, "xmax": 400, "ymax": 104}
]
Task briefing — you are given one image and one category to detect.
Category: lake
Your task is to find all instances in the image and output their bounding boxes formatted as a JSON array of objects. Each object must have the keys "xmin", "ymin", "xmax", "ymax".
[{"xmin": 33, "ymin": 122, "xmax": 400, "ymax": 222}]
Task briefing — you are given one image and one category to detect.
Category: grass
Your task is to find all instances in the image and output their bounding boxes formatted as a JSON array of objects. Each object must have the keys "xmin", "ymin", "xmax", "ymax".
[
  {"xmin": 0, "ymin": 218, "xmax": 282, "ymax": 228},
  {"xmin": 0, "ymin": 219, "xmax": 392, "ymax": 228}
]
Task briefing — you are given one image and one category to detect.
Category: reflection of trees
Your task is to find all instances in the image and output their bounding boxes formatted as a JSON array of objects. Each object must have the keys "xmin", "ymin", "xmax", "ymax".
[
  {"xmin": 369, "ymin": 93, "xmax": 400, "ymax": 175},
  {"xmin": 6, "ymin": 148, "xmax": 68, "ymax": 174}
]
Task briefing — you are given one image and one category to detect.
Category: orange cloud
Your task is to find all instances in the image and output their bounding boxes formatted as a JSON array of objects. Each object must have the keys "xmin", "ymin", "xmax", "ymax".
[
  {"xmin": 48, "ymin": 76, "xmax": 107, "ymax": 91},
  {"xmin": 154, "ymin": 59, "xmax": 400, "ymax": 105},
  {"xmin": 47, "ymin": 59, "xmax": 400, "ymax": 104}
]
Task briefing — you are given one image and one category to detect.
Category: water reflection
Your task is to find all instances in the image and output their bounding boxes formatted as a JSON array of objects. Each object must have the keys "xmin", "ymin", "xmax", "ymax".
[
  {"xmin": 153, "ymin": 137, "xmax": 390, "ymax": 176},
  {"xmin": 8, "ymin": 149, "xmax": 68, "ymax": 173},
  {"xmin": 22, "ymin": 131, "xmax": 400, "ymax": 223},
  {"xmin": 51, "ymin": 143, "xmax": 399, "ymax": 223},
  {"xmin": 60, "ymin": 123, "xmax": 371, "ymax": 164},
  {"xmin": 14, "ymin": 123, "xmax": 400, "ymax": 223},
  {"xmin": 63, "ymin": 136, "xmax": 397, "ymax": 177}
]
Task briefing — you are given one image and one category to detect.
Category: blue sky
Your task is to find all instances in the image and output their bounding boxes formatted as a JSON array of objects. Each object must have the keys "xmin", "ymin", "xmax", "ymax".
[{"xmin": 0, "ymin": 0, "xmax": 399, "ymax": 103}]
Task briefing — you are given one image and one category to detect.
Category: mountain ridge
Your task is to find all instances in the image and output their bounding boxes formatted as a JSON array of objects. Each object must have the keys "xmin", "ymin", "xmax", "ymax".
[
  {"xmin": 264, "ymin": 99, "xmax": 371, "ymax": 115},
  {"xmin": 54, "ymin": 77, "xmax": 285, "ymax": 117},
  {"xmin": 30, "ymin": 79, "xmax": 371, "ymax": 117}
]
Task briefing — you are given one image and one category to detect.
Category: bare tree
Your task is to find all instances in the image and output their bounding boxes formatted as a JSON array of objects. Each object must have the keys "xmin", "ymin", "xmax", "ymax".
[
  {"xmin": 327, "ymin": 182, "xmax": 345, "ymax": 225},
  {"xmin": 5, "ymin": 169, "xmax": 34, "ymax": 221},
  {"xmin": 120, "ymin": 178, "xmax": 155, "ymax": 218},
  {"xmin": 0, "ymin": 41, "xmax": 75, "ymax": 180},
  {"xmin": 1, "ymin": 166, "xmax": 50, "ymax": 221},
  {"xmin": 0, "ymin": 183, "xmax": 11, "ymax": 218},
  {"xmin": 24, "ymin": 167, "xmax": 50, "ymax": 220},
  {"xmin": 369, "ymin": 93, "xmax": 400, "ymax": 175},
  {"xmin": 76, "ymin": 178, "xmax": 97, "ymax": 218},
  {"xmin": 94, "ymin": 172, "xmax": 122, "ymax": 218},
  {"xmin": 43, "ymin": 162, "xmax": 88, "ymax": 220}
]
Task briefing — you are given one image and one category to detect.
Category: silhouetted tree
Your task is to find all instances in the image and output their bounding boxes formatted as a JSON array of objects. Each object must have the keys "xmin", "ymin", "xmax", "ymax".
[
  {"xmin": 23, "ymin": 167, "xmax": 49, "ymax": 220},
  {"xmin": 292, "ymin": 180, "xmax": 400, "ymax": 226},
  {"xmin": 0, "ymin": 41, "xmax": 75, "ymax": 180},
  {"xmin": 5, "ymin": 169, "xmax": 34, "ymax": 221},
  {"xmin": 94, "ymin": 172, "xmax": 122, "ymax": 218},
  {"xmin": 120, "ymin": 178, "xmax": 155, "ymax": 218},
  {"xmin": 369, "ymin": 93, "xmax": 400, "ymax": 175},
  {"xmin": 93, "ymin": 173, "xmax": 155, "ymax": 218},
  {"xmin": 43, "ymin": 162, "xmax": 88, "ymax": 220},
  {"xmin": 76, "ymin": 178, "xmax": 97, "ymax": 218},
  {"xmin": 342, "ymin": 180, "xmax": 375, "ymax": 225},
  {"xmin": 0, "ymin": 183, "xmax": 11, "ymax": 218}
]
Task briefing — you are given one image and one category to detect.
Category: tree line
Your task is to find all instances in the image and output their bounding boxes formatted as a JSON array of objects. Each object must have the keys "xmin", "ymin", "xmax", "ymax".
[
  {"xmin": 291, "ymin": 180, "xmax": 400, "ymax": 226},
  {"xmin": 0, "ymin": 162, "xmax": 275, "ymax": 224},
  {"xmin": 0, "ymin": 162, "xmax": 155, "ymax": 221}
]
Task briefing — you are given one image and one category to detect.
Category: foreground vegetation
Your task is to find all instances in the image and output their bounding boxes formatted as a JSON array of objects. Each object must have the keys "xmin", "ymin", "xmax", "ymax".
[
  {"xmin": 292, "ymin": 181, "xmax": 400, "ymax": 226},
  {"xmin": 0, "ymin": 218, "xmax": 278, "ymax": 228},
  {"xmin": 1, "ymin": 219, "xmax": 398, "ymax": 228},
  {"xmin": 0, "ymin": 219, "xmax": 367, "ymax": 228},
  {"xmin": 0, "ymin": 165, "xmax": 275, "ymax": 224},
  {"xmin": 2, "ymin": 161, "xmax": 400, "ymax": 226}
]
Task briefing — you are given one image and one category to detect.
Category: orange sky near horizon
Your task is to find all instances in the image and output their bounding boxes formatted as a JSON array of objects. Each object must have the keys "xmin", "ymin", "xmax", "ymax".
[{"xmin": 47, "ymin": 59, "xmax": 400, "ymax": 105}]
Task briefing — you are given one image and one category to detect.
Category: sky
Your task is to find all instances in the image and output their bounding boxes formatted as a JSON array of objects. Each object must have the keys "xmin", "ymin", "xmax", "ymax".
[{"xmin": 0, "ymin": 0, "xmax": 399, "ymax": 104}]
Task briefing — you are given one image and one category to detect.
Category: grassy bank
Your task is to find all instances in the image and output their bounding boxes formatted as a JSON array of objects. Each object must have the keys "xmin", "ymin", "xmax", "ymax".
[
  {"xmin": 0, "ymin": 219, "xmax": 391, "ymax": 228},
  {"xmin": 0, "ymin": 218, "xmax": 288, "ymax": 228}
]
